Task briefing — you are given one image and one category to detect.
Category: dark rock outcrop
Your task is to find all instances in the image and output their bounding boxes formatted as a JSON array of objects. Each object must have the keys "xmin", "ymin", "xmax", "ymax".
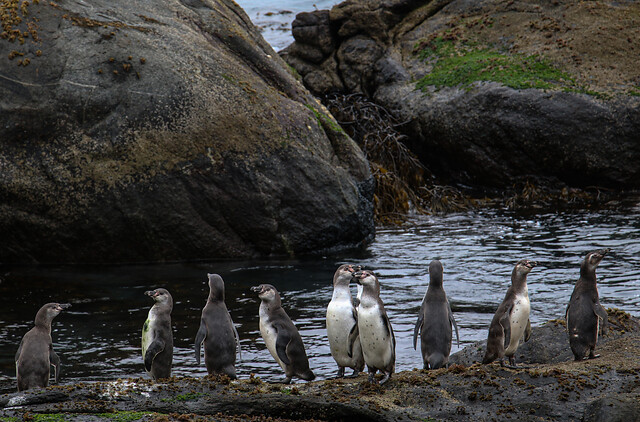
[
  {"xmin": 0, "ymin": 0, "xmax": 374, "ymax": 263},
  {"xmin": 282, "ymin": 0, "xmax": 640, "ymax": 191},
  {"xmin": 450, "ymin": 308, "xmax": 640, "ymax": 366}
]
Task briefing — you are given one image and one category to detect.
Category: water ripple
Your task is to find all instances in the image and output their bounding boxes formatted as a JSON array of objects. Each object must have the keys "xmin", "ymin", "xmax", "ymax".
[{"xmin": 0, "ymin": 209, "xmax": 638, "ymax": 391}]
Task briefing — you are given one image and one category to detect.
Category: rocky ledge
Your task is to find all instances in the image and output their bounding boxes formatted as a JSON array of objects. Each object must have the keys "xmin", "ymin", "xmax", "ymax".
[
  {"xmin": 2, "ymin": 311, "xmax": 638, "ymax": 421},
  {"xmin": 282, "ymin": 0, "xmax": 640, "ymax": 192},
  {"xmin": 0, "ymin": 0, "xmax": 374, "ymax": 264}
]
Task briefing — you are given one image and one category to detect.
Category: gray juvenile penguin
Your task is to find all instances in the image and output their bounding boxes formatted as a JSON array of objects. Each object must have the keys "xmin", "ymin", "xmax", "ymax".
[
  {"xmin": 566, "ymin": 248, "xmax": 610, "ymax": 361},
  {"xmin": 142, "ymin": 288, "xmax": 173, "ymax": 380},
  {"xmin": 326, "ymin": 264, "xmax": 365, "ymax": 378},
  {"xmin": 251, "ymin": 284, "xmax": 315, "ymax": 384},
  {"xmin": 16, "ymin": 303, "xmax": 71, "ymax": 391},
  {"xmin": 354, "ymin": 270, "xmax": 395, "ymax": 384},
  {"xmin": 413, "ymin": 260, "xmax": 460, "ymax": 369},
  {"xmin": 483, "ymin": 260, "xmax": 537, "ymax": 367},
  {"xmin": 195, "ymin": 273, "xmax": 241, "ymax": 378}
]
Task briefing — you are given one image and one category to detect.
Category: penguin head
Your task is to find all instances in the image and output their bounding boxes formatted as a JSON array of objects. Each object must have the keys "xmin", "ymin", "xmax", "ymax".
[
  {"xmin": 514, "ymin": 259, "xmax": 537, "ymax": 276},
  {"xmin": 35, "ymin": 303, "xmax": 71, "ymax": 326},
  {"xmin": 333, "ymin": 264, "xmax": 358, "ymax": 287},
  {"xmin": 583, "ymin": 248, "xmax": 609, "ymax": 272},
  {"xmin": 207, "ymin": 273, "xmax": 225, "ymax": 301},
  {"xmin": 145, "ymin": 288, "xmax": 173, "ymax": 306},
  {"xmin": 428, "ymin": 260, "xmax": 444, "ymax": 284},
  {"xmin": 353, "ymin": 270, "xmax": 379, "ymax": 290},
  {"xmin": 251, "ymin": 284, "xmax": 279, "ymax": 303}
]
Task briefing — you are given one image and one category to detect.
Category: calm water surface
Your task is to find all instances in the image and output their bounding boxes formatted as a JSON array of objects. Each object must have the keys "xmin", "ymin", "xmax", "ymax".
[
  {"xmin": 0, "ymin": 208, "xmax": 639, "ymax": 392},
  {"xmin": 235, "ymin": 0, "xmax": 342, "ymax": 51}
]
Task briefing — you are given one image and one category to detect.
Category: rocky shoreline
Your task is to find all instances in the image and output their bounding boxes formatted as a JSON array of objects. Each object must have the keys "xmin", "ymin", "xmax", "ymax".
[
  {"xmin": 1, "ymin": 311, "xmax": 637, "ymax": 421},
  {"xmin": 282, "ymin": 0, "xmax": 640, "ymax": 192}
]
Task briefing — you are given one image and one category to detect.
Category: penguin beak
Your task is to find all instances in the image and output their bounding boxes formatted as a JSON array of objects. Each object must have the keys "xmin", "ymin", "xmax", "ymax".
[
  {"xmin": 598, "ymin": 248, "xmax": 610, "ymax": 256},
  {"xmin": 145, "ymin": 290, "xmax": 158, "ymax": 297},
  {"xmin": 353, "ymin": 271, "xmax": 363, "ymax": 285},
  {"xmin": 525, "ymin": 261, "xmax": 537, "ymax": 269},
  {"xmin": 250, "ymin": 285, "xmax": 262, "ymax": 294},
  {"xmin": 56, "ymin": 303, "xmax": 71, "ymax": 311}
]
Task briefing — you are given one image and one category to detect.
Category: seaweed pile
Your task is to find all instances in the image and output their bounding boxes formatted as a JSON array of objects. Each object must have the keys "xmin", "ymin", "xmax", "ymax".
[{"xmin": 323, "ymin": 93, "xmax": 474, "ymax": 223}]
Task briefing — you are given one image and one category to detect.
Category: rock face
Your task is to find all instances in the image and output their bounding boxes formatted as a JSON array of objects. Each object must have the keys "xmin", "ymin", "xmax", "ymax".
[
  {"xmin": 0, "ymin": 0, "xmax": 374, "ymax": 263},
  {"xmin": 282, "ymin": 0, "xmax": 640, "ymax": 190}
]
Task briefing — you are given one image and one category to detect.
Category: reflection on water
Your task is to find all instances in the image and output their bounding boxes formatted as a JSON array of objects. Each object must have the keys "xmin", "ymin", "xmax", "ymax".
[{"xmin": 0, "ymin": 208, "xmax": 639, "ymax": 392}]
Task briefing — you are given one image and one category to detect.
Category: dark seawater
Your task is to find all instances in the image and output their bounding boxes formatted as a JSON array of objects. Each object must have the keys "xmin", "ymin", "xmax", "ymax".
[{"xmin": 0, "ymin": 208, "xmax": 639, "ymax": 392}]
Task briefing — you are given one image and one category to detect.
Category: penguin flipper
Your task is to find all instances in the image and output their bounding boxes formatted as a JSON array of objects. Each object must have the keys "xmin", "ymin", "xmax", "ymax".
[
  {"xmin": 448, "ymin": 301, "xmax": 460, "ymax": 347},
  {"xmin": 413, "ymin": 300, "xmax": 426, "ymax": 351},
  {"xmin": 274, "ymin": 323, "xmax": 292, "ymax": 365},
  {"xmin": 347, "ymin": 320, "xmax": 359, "ymax": 359},
  {"xmin": 382, "ymin": 312, "xmax": 396, "ymax": 350},
  {"xmin": 565, "ymin": 304, "xmax": 570, "ymax": 333},
  {"xmin": 49, "ymin": 349, "xmax": 60, "ymax": 383},
  {"xmin": 194, "ymin": 321, "xmax": 207, "ymax": 364},
  {"xmin": 144, "ymin": 339, "xmax": 166, "ymax": 372},
  {"xmin": 524, "ymin": 319, "xmax": 532, "ymax": 342},
  {"xmin": 232, "ymin": 319, "xmax": 242, "ymax": 361},
  {"xmin": 593, "ymin": 302, "xmax": 608, "ymax": 335},
  {"xmin": 15, "ymin": 339, "xmax": 24, "ymax": 363},
  {"xmin": 499, "ymin": 306, "xmax": 513, "ymax": 348}
]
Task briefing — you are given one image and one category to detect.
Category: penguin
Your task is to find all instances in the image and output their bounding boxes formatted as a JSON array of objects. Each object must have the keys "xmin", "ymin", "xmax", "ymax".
[
  {"xmin": 251, "ymin": 284, "xmax": 315, "ymax": 384},
  {"xmin": 142, "ymin": 288, "xmax": 173, "ymax": 380},
  {"xmin": 566, "ymin": 248, "xmax": 610, "ymax": 361},
  {"xmin": 482, "ymin": 259, "xmax": 537, "ymax": 367},
  {"xmin": 195, "ymin": 273, "xmax": 241, "ymax": 378},
  {"xmin": 15, "ymin": 302, "xmax": 71, "ymax": 391},
  {"xmin": 413, "ymin": 260, "xmax": 460, "ymax": 369},
  {"xmin": 353, "ymin": 270, "xmax": 395, "ymax": 384},
  {"xmin": 326, "ymin": 264, "xmax": 365, "ymax": 378}
]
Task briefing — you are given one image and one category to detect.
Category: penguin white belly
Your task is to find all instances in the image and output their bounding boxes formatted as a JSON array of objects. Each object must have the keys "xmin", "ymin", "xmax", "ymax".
[
  {"xmin": 259, "ymin": 308, "xmax": 286, "ymax": 370},
  {"xmin": 326, "ymin": 299, "xmax": 357, "ymax": 367},
  {"xmin": 505, "ymin": 294, "xmax": 530, "ymax": 355},
  {"xmin": 358, "ymin": 305, "xmax": 393, "ymax": 369},
  {"xmin": 142, "ymin": 308, "xmax": 158, "ymax": 359}
]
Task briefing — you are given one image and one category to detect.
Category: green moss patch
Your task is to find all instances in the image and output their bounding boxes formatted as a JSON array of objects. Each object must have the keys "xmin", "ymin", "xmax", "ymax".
[
  {"xmin": 161, "ymin": 392, "xmax": 204, "ymax": 402},
  {"xmin": 305, "ymin": 103, "xmax": 345, "ymax": 135},
  {"xmin": 96, "ymin": 411, "xmax": 154, "ymax": 421},
  {"xmin": 416, "ymin": 37, "xmax": 573, "ymax": 91}
]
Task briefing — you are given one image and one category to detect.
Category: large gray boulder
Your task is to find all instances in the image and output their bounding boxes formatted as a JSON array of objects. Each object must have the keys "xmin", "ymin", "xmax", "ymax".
[
  {"xmin": 282, "ymin": 0, "xmax": 640, "ymax": 190},
  {"xmin": 0, "ymin": 0, "xmax": 374, "ymax": 263}
]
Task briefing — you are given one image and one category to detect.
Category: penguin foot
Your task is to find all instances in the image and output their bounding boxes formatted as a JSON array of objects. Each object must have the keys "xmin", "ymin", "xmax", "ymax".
[
  {"xmin": 588, "ymin": 353, "xmax": 601, "ymax": 360},
  {"xmin": 379, "ymin": 373, "xmax": 391, "ymax": 385},
  {"xmin": 367, "ymin": 373, "xmax": 376, "ymax": 384},
  {"xmin": 336, "ymin": 367, "xmax": 345, "ymax": 378},
  {"xmin": 347, "ymin": 368, "xmax": 360, "ymax": 378},
  {"xmin": 282, "ymin": 377, "xmax": 292, "ymax": 384}
]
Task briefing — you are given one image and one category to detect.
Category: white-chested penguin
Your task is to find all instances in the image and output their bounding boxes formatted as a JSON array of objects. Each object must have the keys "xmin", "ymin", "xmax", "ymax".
[
  {"xmin": 195, "ymin": 273, "xmax": 241, "ymax": 378},
  {"xmin": 142, "ymin": 288, "xmax": 173, "ymax": 380},
  {"xmin": 15, "ymin": 303, "xmax": 71, "ymax": 391},
  {"xmin": 326, "ymin": 264, "xmax": 364, "ymax": 378},
  {"xmin": 483, "ymin": 259, "xmax": 537, "ymax": 367},
  {"xmin": 251, "ymin": 284, "xmax": 315, "ymax": 384},
  {"xmin": 566, "ymin": 248, "xmax": 610, "ymax": 361},
  {"xmin": 354, "ymin": 270, "xmax": 395, "ymax": 384},
  {"xmin": 413, "ymin": 260, "xmax": 460, "ymax": 369}
]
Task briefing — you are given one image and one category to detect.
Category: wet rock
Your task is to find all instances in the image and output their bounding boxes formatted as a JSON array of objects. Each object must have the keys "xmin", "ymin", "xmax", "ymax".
[
  {"xmin": 282, "ymin": 0, "xmax": 640, "ymax": 190},
  {"xmin": 0, "ymin": 0, "xmax": 374, "ymax": 263},
  {"xmin": 2, "ymin": 325, "xmax": 639, "ymax": 421},
  {"xmin": 450, "ymin": 309, "xmax": 639, "ymax": 367},
  {"xmin": 583, "ymin": 393, "xmax": 640, "ymax": 422}
]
